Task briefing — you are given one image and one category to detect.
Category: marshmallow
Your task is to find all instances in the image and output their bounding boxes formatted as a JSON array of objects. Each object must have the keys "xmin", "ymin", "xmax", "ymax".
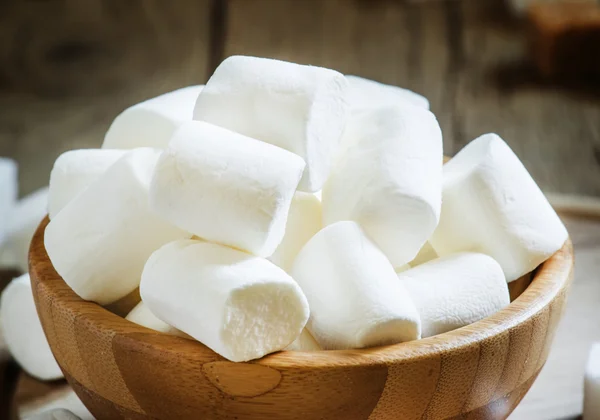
[
  {"xmin": 28, "ymin": 409, "xmax": 81, "ymax": 420},
  {"xmin": 429, "ymin": 133, "xmax": 568, "ymax": 281},
  {"xmin": 398, "ymin": 253, "xmax": 510, "ymax": 338},
  {"xmin": 269, "ymin": 192, "xmax": 322, "ymax": 272},
  {"xmin": 409, "ymin": 242, "xmax": 438, "ymax": 267},
  {"xmin": 45, "ymin": 149, "xmax": 188, "ymax": 305},
  {"xmin": 150, "ymin": 121, "xmax": 305, "ymax": 257},
  {"xmin": 0, "ymin": 274, "xmax": 63, "ymax": 380},
  {"xmin": 322, "ymin": 105, "xmax": 443, "ymax": 268},
  {"xmin": 346, "ymin": 75, "xmax": 429, "ymax": 111},
  {"xmin": 585, "ymin": 343, "xmax": 600, "ymax": 420},
  {"xmin": 285, "ymin": 328, "xmax": 322, "ymax": 351},
  {"xmin": 0, "ymin": 158, "xmax": 17, "ymax": 245},
  {"xmin": 291, "ymin": 221, "xmax": 420, "ymax": 350},
  {"xmin": 193, "ymin": 56, "xmax": 349, "ymax": 192},
  {"xmin": 102, "ymin": 85, "xmax": 203, "ymax": 149},
  {"xmin": 140, "ymin": 239, "xmax": 310, "ymax": 362},
  {"xmin": 23, "ymin": 389, "xmax": 93, "ymax": 420},
  {"xmin": 48, "ymin": 149, "xmax": 126, "ymax": 219},
  {"xmin": 0, "ymin": 187, "xmax": 48, "ymax": 272},
  {"xmin": 126, "ymin": 301, "xmax": 181, "ymax": 336}
]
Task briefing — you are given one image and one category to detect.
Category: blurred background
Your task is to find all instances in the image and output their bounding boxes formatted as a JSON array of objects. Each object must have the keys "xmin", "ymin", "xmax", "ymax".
[{"xmin": 0, "ymin": 0, "xmax": 599, "ymax": 419}]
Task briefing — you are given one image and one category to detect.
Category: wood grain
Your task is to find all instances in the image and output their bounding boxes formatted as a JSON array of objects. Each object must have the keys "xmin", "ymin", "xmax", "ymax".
[{"xmin": 29, "ymin": 217, "xmax": 574, "ymax": 420}]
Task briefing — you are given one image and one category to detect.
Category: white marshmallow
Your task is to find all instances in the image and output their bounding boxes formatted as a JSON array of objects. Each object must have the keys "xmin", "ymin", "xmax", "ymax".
[
  {"xmin": 48, "ymin": 149, "xmax": 126, "ymax": 219},
  {"xmin": 285, "ymin": 328, "xmax": 322, "ymax": 351},
  {"xmin": 22, "ymin": 389, "xmax": 93, "ymax": 420},
  {"xmin": 291, "ymin": 221, "xmax": 420, "ymax": 350},
  {"xmin": 269, "ymin": 192, "xmax": 322, "ymax": 272},
  {"xmin": 150, "ymin": 121, "xmax": 305, "ymax": 257},
  {"xmin": 45, "ymin": 148, "xmax": 188, "ymax": 305},
  {"xmin": 102, "ymin": 85, "xmax": 203, "ymax": 149},
  {"xmin": 585, "ymin": 343, "xmax": 600, "ymax": 420},
  {"xmin": 193, "ymin": 56, "xmax": 349, "ymax": 192},
  {"xmin": 409, "ymin": 242, "xmax": 438, "ymax": 267},
  {"xmin": 0, "ymin": 158, "xmax": 17, "ymax": 245},
  {"xmin": 429, "ymin": 133, "xmax": 568, "ymax": 281},
  {"xmin": 28, "ymin": 409, "xmax": 81, "ymax": 420},
  {"xmin": 0, "ymin": 187, "xmax": 48, "ymax": 272},
  {"xmin": 140, "ymin": 239, "xmax": 310, "ymax": 362},
  {"xmin": 126, "ymin": 301, "xmax": 181, "ymax": 336},
  {"xmin": 0, "ymin": 274, "xmax": 63, "ymax": 381},
  {"xmin": 346, "ymin": 75, "xmax": 429, "ymax": 111},
  {"xmin": 322, "ymin": 105, "xmax": 443, "ymax": 268},
  {"xmin": 398, "ymin": 253, "xmax": 510, "ymax": 338}
]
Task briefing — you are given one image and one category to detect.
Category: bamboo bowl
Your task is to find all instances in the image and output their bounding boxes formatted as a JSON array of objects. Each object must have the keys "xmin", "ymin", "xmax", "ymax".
[{"xmin": 30, "ymin": 217, "xmax": 573, "ymax": 420}]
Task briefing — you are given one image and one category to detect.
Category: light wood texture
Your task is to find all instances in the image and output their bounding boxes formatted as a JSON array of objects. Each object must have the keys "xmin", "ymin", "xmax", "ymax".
[{"xmin": 29, "ymin": 217, "xmax": 573, "ymax": 420}]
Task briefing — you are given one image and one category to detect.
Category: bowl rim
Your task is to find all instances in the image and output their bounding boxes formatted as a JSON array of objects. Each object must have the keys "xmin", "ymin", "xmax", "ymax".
[{"xmin": 30, "ymin": 216, "xmax": 574, "ymax": 369}]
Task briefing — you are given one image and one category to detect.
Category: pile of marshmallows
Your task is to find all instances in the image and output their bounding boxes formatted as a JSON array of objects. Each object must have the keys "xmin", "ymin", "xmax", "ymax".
[{"xmin": 42, "ymin": 56, "xmax": 568, "ymax": 363}]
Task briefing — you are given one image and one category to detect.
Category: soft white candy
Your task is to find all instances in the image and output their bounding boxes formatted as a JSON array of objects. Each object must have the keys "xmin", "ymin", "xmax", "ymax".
[
  {"xmin": 126, "ymin": 301, "xmax": 181, "ymax": 336},
  {"xmin": 193, "ymin": 55, "xmax": 349, "ymax": 192},
  {"xmin": 585, "ymin": 343, "xmax": 600, "ymax": 420},
  {"xmin": 398, "ymin": 253, "xmax": 510, "ymax": 338},
  {"xmin": 45, "ymin": 149, "xmax": 188, "ymax": 305},
  {"xmin": 23, "ymin": 389, "xmax": 93, "ymax": 420},
  {"xmin": 292, "ymin": 221, "xmax": 420, "ymax": 350},
  {"xmin": 48, "ymin": 149, "xmax": 126, "ymax": 219},
  {"xmin": 323, "ymin": 105, "xmax": 443, "ymax": 268},
  {"xmin": 285, "ymin": 328, "xmax": 322, "ymax": 351},
  {"xmin": 430, "ymin": 133, "xmax": 568, "ymax": 281},
  {"xmin": 269, "ymin": 192, "xmax": 322, "ymax": 272},
  {"xmin": 409, "ymin": 242, "xmax": 438, "ymax": 267},
  {"xmin": 140, "ymin": 240, "xmax": 310, "ymax": 362},
  {"xmin": 0, "ymin": 187, "xmax": 48, "ymax": 272},
  {"xmin": 102, "ymin": 85, "xmax": 203, "ymax": 149},
  {"xmin": 150, "ymin": 121, "xmax": 305, "ymax": 257},
  {"xmin": 28, "ymin": 409, "xmax": 81, "ymax": 420},
  {"xmin": 346, "ymin": 75, "xmax": 429, "ymax": 111},
  {"xmin": 0, "ymin": 274, "xmax": 63, "ymax": 381},
  {"xmin": 0, "ymin": 158, "xmax": 17, "ymax": 245}
]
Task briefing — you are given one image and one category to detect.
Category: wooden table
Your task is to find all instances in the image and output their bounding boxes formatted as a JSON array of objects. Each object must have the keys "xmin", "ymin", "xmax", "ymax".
[{"xmin": 1, "ymin": 0, "xmax": 599, "ymax": 418}]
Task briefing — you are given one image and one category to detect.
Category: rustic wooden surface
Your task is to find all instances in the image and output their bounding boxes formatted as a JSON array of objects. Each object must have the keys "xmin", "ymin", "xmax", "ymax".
[{"xmin": 27, "ymin": 216, "xmax": 573, "ymax": 419}]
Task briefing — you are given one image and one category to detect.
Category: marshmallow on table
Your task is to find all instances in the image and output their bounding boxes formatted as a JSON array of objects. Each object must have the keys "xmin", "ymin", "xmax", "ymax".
[
  {"xmin": 285, "ymin": 328, "xmax": 322, "ymax": 351},
  {"xmin": 150, "ymin": 121, "xmax": 305, "ymax": 257},
  {"xmin": 45, "ymin": 148, "xmax": 188, "ymax": 305},
  {"xmin": 194, "ymin": 55, "xmax": 349, "ymax": 192},
  {"xmin": 126, "ymin": 301, "xmax": 181, "ymax": 336},
  {"xmin": 0, "ymin": 158, "xmax": 17, "ymax": 245},
  {"xmin": 269, "ymin": 192, "xmax": 322, "ymax": 272},
  {"xmin": 585, "ymin": 343, "xmax": 600, "ymax": 420},
  {"xmin": 346, "ymin": 75, "xmax": 430, "ymax": 111},
  {"xmin": 409, "ymin": 242, "xmax": 438, "ymax": 268},
  {"xmin": 0, "ymin": 274, "xmax": 63, "ymax": 381},
  {"xmin": 429, "ymin": 133, "xmax": 568, "ymax": 281},
  {"xmin": 322, "ymin": 105, "xmax": 443, "ymax": 268},
  {"xmin": 48, "ymin": 149, "xmax": 126, "ymax": 219},
  {"xmin": 140, "ymin": 239, "xmax": 310, "ymax": 362},
  {"xmin": 102, "ymin": 85, "xmax": 203, "ymax": 149},
  {"xmin": 0, "ymin": 187, "xmax": 48, "ymax": 272},
  {"xmin": 291, "ymin": 221, "xmax": 420, "ymax": 350},
  {"xmin": 398, "ymin": 253, "xmax": 510, "ymax": 338}
]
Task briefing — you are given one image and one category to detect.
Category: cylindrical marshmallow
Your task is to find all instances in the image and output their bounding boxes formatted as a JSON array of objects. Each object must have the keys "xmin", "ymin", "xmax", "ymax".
[
  {"xmin": 140, "ymin": 239, "xmax": 310, "ymax": 362},
  {"xmin": 585, "ymin": 343, "xmax": 600, "ymax": 420},
  {"xmin": 323, "ymin": 105, "xmax": 443, "ymax": 268},
  {"xmin": 48, "ymin": 149, "xmax": 126, "ymax": 219},
  {"xmin": 102, "ymin": 85, "xmax": 203, "ymax": 149},
  {"xmin": 0, "ymin": 187, "xmax": 48, "ymax": 272},
  {"xmin": 0, "ymin": 157, "xmax": 17, "ymax": 245},
  {"xmin": 150, "ymin": 121, "xmax": 305, "ymax": 257},
  {"xmin": 268, "ymin": 192, "xmax": 322, "ymax": 272},
  {"xmin": 194, "ymin": 55, "xmax": 349, "ymax": 192},
  {"xmin": 291, "ymin": 221, "xmax": 420, "ymax": 350},
  {"xmin": 23, "ymin": 389, "xmax": 93, "ymax": 420},
  {"xmin": 126, "ymin": 301, "xmax": 181, "ymax": 336},
  {"xmin": 346, "ymin": 75, "xmax": 429, "ymax": 111},
  {"xmin": 28, "ymin": 409, "xmax": 81, "ymax": 420},
  {"xmin": 398, "ymin": 253, "xmax": 510, "ymax": 338},
  {"xmin": 0, "ymin": 274, "xmax": 63, "ymax": 380},
  {"xmin": 285, "ymin": 328, "xmax": 322, "ymax": 351},
  {"xmin": 45, "ymin": 148, "xmax": 188, "ymax": 305},
  {"xmin": 430, "ymin": 133, "xmax": 568, "ymax": 281}
]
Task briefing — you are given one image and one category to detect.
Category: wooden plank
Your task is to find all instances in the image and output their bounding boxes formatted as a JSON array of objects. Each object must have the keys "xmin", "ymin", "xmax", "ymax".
[{"xmin": 0, "ymin": 0, "xmax": 213, "ymax": 196}]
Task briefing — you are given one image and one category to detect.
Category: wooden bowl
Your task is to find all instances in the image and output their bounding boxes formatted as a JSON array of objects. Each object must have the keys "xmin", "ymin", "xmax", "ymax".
[{"xmin": 29, "ymin": 217, "xmax": 574, "ymax": 420}]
